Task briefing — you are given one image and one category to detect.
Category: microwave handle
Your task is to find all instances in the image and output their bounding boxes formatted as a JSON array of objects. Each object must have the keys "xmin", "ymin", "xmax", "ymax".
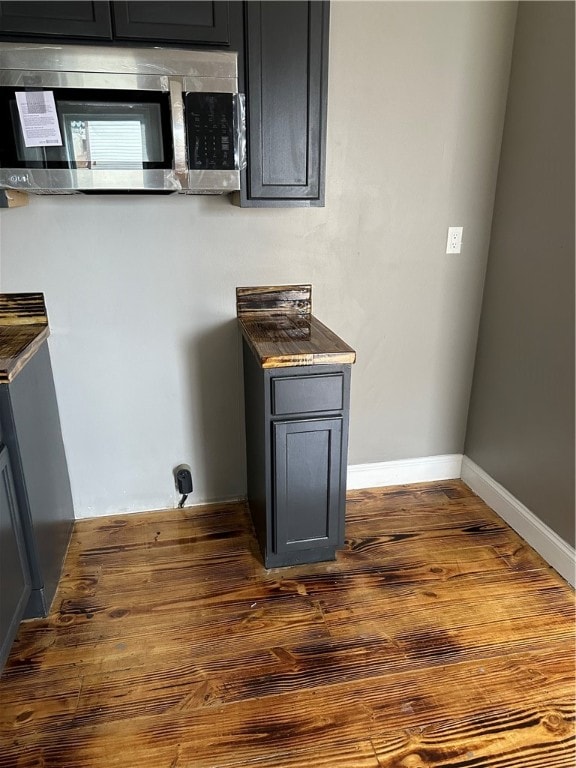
[
  {"xmin": 235, "ymin": 93, "xmax": 247, "ymax": 171},
  {"xmin": 169, "ymin": 80, "xmax": 188, "ymax": 177}
]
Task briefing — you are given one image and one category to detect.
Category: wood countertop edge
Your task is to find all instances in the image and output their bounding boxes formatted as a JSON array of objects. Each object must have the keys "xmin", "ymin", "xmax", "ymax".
[
  {"xmin": 0, "ymin": 293, "xmax": 51, "ymax": 383},
  {"xmin": 0, "ymin": 326, "xmax": 50, "ymax": 384},
  {"xmin": 259, "ymin": 351, "xmax": 356, "ymax": 369}
]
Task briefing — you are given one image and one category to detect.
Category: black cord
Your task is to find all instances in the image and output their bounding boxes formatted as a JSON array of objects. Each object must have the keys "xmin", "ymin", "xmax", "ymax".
[{"xmin": 178, "ymin": 494, "xmax": 188, "ymax": 509}]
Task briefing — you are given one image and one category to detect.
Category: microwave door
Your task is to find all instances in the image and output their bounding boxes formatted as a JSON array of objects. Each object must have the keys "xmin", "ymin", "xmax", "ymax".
[
  {"xmin": 0, "ymin": 88, "xmax": 177, "ymax": 192},
  {"xmin": 58, "ymin": 101, "xmax": 174, "ymax": 191}
]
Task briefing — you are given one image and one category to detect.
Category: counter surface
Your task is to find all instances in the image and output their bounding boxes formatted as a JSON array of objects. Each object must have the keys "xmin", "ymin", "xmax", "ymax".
[
  {"xmin": 237, "ymin": 284, "xmax": 356, "ymax": 368},
  {"xmin": 0, "ymin": 294, "xmax": 49, "ymax": 384}
]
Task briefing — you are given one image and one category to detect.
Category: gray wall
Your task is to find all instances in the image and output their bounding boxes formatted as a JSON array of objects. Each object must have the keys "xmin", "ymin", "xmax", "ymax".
[
  {"xmin": 465, "ymin": 2, "xmax": 575, "ymax": 546},
  {"xmin": 0, "ymin": 2, "xmax": 517, "ymax": 518}
]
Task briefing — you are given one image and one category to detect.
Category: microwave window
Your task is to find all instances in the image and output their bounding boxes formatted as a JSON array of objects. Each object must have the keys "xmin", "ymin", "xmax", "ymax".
[
  {"xmin": 5, "ymin": 93, "xmax": 170, "ymax": 170},
  {"xmin": 65, "ymin": 113, "xmax": 157, "ymax": 169},
  {"xmin": 11, "ymin": 102, "xmax": 163, "ymax": 167}
]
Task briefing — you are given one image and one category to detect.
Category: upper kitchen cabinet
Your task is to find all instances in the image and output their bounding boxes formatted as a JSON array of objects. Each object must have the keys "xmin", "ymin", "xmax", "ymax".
[
  {"xmin": 113, "ymin": 2, "xmax": 231, "ymax": 45},
  {"xmin": 236, "ymin": 1, "xmax": 329, "ymax": 207},
  {"xmin": 0, "ymin": 1, "xmax": 233, "ymax": 46},
  {"xmin": 0, "ymin": 1, "xmax": 329, "ymax": 209},
  {"xmin": 0, "ymin": 2, "xmax": 113, "ymax": 40}
]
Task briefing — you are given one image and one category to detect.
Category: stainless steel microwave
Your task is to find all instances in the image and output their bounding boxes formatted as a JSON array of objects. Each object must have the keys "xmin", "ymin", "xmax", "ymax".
[{"xmin": 0, "ymin": 42, "xmax": 245, "ymax": 195}]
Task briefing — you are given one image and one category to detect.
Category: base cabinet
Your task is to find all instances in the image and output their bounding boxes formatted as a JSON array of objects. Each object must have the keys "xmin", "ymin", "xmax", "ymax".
[
  {"xmin": 0, "ymin": 444, "xmax": 31, "ymax": 672},
  {"xmin": 0, "ymin": 343, "xmax": 74, "ymax": 621},
  {"xmin": 242, "ymin": 340, "xmax": 350, "ymax": 568}
]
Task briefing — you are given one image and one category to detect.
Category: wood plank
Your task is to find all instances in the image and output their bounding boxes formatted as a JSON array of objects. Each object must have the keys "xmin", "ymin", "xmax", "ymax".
[
  {"xmin": 0, "ymin": 293, "xmax": 47, "ymax": 326},
  {"xmin": 371, "ymin": 702, "xmax": 576, "ymax": 768},
  {"xmin": 236, "ymin": 284, "xmax": 312, "ymax": 317},
  {"xmin": 1, "ymin": 649, "xmax": 573, "ymax": 766}
]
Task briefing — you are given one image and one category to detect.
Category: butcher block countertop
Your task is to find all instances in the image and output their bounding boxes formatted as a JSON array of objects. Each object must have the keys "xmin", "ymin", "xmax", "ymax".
[
  {"xmin": 237, "ymin": 285, "xmax": 356, "ymax": 369},
  {"xmin": 0, "ymin": 293, "xmax": 49, "ymax": 384}
]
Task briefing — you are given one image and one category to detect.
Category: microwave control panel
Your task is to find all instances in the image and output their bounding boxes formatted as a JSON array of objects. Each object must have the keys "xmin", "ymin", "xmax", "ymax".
[{"xmin": 185, "ymin": 92, "xmax": 235, "ymax": 171}]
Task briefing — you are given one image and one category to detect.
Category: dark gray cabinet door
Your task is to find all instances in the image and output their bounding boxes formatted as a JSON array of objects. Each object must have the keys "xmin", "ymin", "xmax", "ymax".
[
  {"xmin": 0, "ymin": 444, "xmax": 31, "ymax": 671},
  {"xmin": 0, "ymin": 1, "xmax": 112, "ymax": 39},
  {"xmin": 241, "ymin": 0, "xmax": 329, "ymax": 206},
  {"xmin": 273, "ymin": 417, "xmax": 342, "ymax": 554},
  {"xmin": 112, "ymin": 2, "xmax": 231, "ymax": 45}
]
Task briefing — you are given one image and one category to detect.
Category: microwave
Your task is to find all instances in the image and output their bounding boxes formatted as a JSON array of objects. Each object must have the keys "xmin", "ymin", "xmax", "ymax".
[{"xmin": 0, "ymin": 42, "xmax": 245, "ymax": 195}]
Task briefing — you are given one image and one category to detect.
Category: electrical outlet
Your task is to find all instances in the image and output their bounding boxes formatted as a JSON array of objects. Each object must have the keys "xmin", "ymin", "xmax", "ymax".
[
  {"xmin": 174, "ymin": 464, "xmax": 193, "ymax": 494},
  {"xmin": 446, "ymin": 226, "xmax": 463, "ymax": 254}
]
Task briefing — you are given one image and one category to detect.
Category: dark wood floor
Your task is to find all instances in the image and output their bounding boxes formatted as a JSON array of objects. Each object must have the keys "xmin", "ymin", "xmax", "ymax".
[{"xmin": 1, "ymin": 481, "xmax": 574, "ymax": 767}]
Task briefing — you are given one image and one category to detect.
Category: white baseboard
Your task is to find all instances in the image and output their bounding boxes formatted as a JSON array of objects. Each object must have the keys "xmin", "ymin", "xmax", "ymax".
[
  {"xmin": 347, "ymin": 454, "xmax": 463, "ymax": 490},
  {"xmin": 461, "ymin": 457, "xmax": 575, "ymax": 586}
]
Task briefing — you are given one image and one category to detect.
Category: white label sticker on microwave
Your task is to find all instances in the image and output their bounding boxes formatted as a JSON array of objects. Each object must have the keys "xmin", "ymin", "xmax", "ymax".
[{"xmin": 15, "ymin": 91, "xmax": 63, "ymax": 148}]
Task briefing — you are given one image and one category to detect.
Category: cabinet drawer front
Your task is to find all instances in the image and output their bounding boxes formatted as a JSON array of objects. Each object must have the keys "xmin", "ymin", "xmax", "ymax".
[{"xmin": 271, "ymin": 373, "xmax": 343, "ymax": 416}]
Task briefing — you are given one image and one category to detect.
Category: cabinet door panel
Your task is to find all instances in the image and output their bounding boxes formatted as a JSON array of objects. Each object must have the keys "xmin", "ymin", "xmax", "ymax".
[
  {"xmin": 0, "ymin": 445, "xmax": 30, "ymax": 671},
  {"xmin": 112, "ymin": 1, "xmax": 230, "ymax": 45},
  {"xmin": 0, "ymin": 1, "xmax": 112, "ymax": 39},
  {"xmin": 243, "ymin": 1, "xmax": 329, "ymax": 205},
  {"xmin": 273, "ymin": 417, "xmax": 342, "ymax": 553}
]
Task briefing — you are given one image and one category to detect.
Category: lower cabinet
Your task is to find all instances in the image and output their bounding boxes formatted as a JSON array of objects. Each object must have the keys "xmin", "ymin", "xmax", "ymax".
[
  {"xmin": 242, "ymin": 340, "xmax": 351, "ymax": 567},
  {"xmin": 0, "ymin": 443, "xmax": 31, "ymax": 672},
  {"xmin": 0, "ymin": 343, "xmax": 74, "ymax": 622}
]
